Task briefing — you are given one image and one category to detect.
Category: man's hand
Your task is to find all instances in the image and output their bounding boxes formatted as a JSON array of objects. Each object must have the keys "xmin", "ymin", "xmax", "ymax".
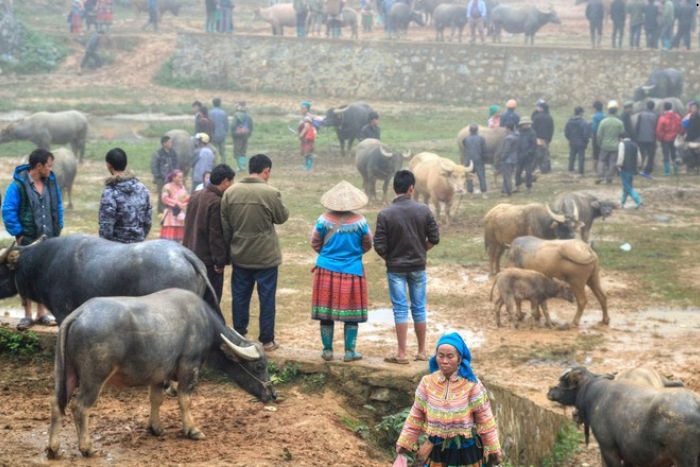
[
  {"xmin": 487, "ymin": 452, "xmax": 503, "ymax": 465},
  {"xmin": 214, "ymin": 265, "xmax": 224, "ymax": 274},
  {"xmin": 425, "ymin": 241, "xmax": 435, "ymax": 251}
]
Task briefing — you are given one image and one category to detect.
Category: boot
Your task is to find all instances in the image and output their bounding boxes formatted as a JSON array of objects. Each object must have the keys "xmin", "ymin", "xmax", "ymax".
[
  {"xmin": 343, "ymin": 323, "xmax": 362, "ymax": 362},
  {"xmin": 320, "ymin": 323, "xmax": 334, "ymax": 361},
  {"xmin": 663, "ymin": 161, "xmax": 670, "ymax": 176}
]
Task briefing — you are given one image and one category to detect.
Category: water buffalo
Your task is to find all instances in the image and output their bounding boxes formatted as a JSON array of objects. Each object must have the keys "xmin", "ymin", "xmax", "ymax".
[
  {"xmin": 456, "ymin": 125, "xmax": 507, "ymax": 179},
  {"xmin": 355, "ymin": 138, "xmax": 411, "ymax": 202},
  {"xmin": 632, "ymin": 68, "xmax": 684, "ymax": 102},
  {"xmin": 0, "ymin": 235, "xmax": 219, "ymax": 324},
  {"xmin": 254, "ymin": 4, "xmax": 296, "ymax": 35},
  {"xmin": 0, "ymin": 110, "xmax": 88, "ymax": 162},
  {"xmin": 552, "ymin": 191, "xmax": 617, "ymax": 243},
  {"xmin": 490, "ymin": 268, "xmax": 574, "ymax": 327},
  {"xmin": 483, "ymin": 203, "xmax": 579, "ymax": 275},
  {"xmin": 132, "ymin": 0, "xmax": 183, "ymax": 16},
  {"xmin": 326, "ymin": 7, "xmax": 359, "ymax": 39},
  {"xmin": 411, "ymin": 152, "xmax": 473, "ymax": 226},
  {"xmin": 433, "ymin": 4, "xmax": 467, "ymax": 42},
  {"xmin": 415, "ymin": 0, "xmax": 446, "ymax": 25},
  {"xmin": 630, "ymin": 97, "xmax": 684, "ymax": 115},
  {"xmin": 52, "ymin": 148, "xmax": 78, "ymax": 210},
  {"xmin": 490, "ymin": 5, "xmax": 560, "ymax": 44},
  {"xmin": 507, "ymin": 236, "xmax": 608, "ymax": 326},
  {"xmin": 324, "ymin": 102, "xmax": 374, "ymax": 157},
  {"xmin": 548, "ymin": 367, "xmax": 700, "ymax": 467},
  {"xmin": 616, "ymin": 366, "xmax": 684, "ymax": 388},
  {"xmin": 165, "ymin": 129, "xmax": 195, "ymax": 176},
  {"xmin": 389, "ymin": 3, "xmax": 425, "ymax": 37},
  {"xmin": 47, "ymin": 289, "xmax": 274, "ymax": 458}
]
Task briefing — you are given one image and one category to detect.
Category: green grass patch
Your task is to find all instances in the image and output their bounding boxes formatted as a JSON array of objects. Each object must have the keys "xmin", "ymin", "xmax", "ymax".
[
  {"xmin": 541, "ymin": 422, "xmax": 583, "ymax": 467},
  {"xmin": 0, "ymin": 328, "xmax": 41, "ymax": 356}
]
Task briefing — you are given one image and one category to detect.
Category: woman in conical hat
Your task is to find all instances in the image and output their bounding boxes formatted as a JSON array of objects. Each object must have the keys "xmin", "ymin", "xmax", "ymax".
[{"xmin": 310, "ymin": 181, "xmax": 372, "ymax": 362}]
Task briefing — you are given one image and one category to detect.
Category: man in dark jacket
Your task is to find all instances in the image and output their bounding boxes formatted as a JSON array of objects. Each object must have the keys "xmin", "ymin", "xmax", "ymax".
[
  {"xmin": 531, "ymin": 100, "xmax": 554, "ymax": 173},
  {"xmin": 564, "ymin": 106, "xmax": 591, "ymax": 175},
  {"xmin": 644, "ymin": 0, "xmax": 659, "ymax": 48},
  {"xmin": 99, "ymin": 148, "xmax": 152, "ymax": 244},
  {"xmin": 586, "ymin": 0, "xmax": 605, "ymax": 47},
  {"xmin": 374, "ymin": 170, "xmax": 439, "ymax": 364},
  {"xmin": 515, "ymin": 118, "xmax": 537, "ymax": 193},
  {"xmin": 611, "ymin": 0, "xmax": 626, "ymax": 47},
  {"xmin": 183, "ymin": 164, "xmax": 235, "ymax": 310},
  {"xmin": 622, "ymin": 101, "xmax": 636, "ymax": 141},
  {"xmin": 151, "ymin": 135, "xmax": 177, "ymax": 213},
  {"xmin": 209, "ymin": 98, "xmax": 230, "ymax": 163},
  {"xmin": 500, "ymin": 122, "xmax": 519, "ymax": 196},
  {"xmin": 500, "ymin": 99, "xmax": 520, "ymax": 128},
  {"xmin": 359, "ymin": 111, "xmax": 381, "ymax": 141},
  {"xmin": 462, "ymin": 124, "xmax": 487, "ymax": 197},
  {"xmin": 635, "ymin": 100, "xmax": 658, "ymax": 175},
  {"xmin": 2, "ymin": 148, "xmax": 63, "ymax": 330},
  {"xmin": 672, "ymin": 0, "xmax": 694, "ymax": 49}
]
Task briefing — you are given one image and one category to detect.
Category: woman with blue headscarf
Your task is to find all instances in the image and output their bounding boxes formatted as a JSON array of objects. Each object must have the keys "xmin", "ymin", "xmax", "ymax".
[{"xmin": 396, "ymin": 332, "xmax": 502, "ymax": 467}]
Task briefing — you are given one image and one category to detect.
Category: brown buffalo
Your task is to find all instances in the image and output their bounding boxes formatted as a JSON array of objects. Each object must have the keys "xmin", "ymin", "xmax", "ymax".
[
  {"xmin": 483, "ymin": 203, "xmax": 581, "ymax": 275},
  {"xmin": 489, "ymin": 268, "xmax": 574, "ymax": 327},
  {"xmin": 507, "ymin": 236, "xmax": 608, "ymax": 326},
  {"xmin": 411, "ymin": 152, "xmax": 473, "ymax": 226},
  {"xmin": 616, "ymin": 366, "xmax": 684, "ymax": 388}
]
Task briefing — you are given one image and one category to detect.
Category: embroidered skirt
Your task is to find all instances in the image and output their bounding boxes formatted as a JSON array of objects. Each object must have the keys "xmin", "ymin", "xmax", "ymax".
[
  {"xmin": 311, "ymin": 267, "xmax": 367, "ymax": 322},
  {"xmin": 160, "ymin": 226, "xmax": 184, "ymax": 242},
  {"xmin": 426, "ymin": 435, "xmax": 484, "ymax": 467}
]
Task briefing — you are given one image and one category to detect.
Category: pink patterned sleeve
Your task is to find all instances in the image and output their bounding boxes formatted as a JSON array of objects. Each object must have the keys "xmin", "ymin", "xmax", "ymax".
[
  {"xmin": 469, "ymin": 380, "xmax": 501, "ymax": 456},
  {"xmin": 396, "ymin": 377, "xmax": 428, "ymax": 452}
]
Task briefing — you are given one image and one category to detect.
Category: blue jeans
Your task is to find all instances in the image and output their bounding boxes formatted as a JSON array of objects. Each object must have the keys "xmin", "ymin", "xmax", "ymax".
[
  {"xmin": 620, "ymin": 170, "xmax": 641, "ymax": 207},
  {"xmin": 232, "ymin": 266, "xmax": 278, "ymax": 344},
  {"xmin": 387, "ymin": 271, "xmax": 427, "ymax": 324}
]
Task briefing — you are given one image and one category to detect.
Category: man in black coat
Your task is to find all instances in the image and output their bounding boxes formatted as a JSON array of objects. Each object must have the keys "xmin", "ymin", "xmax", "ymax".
[
  {"xmin": 643, "ymin": 0, "xmax": 659, "ymax": 48},
  {"xmin": 564, "ymin": 106, "xmax": 591, "ymax": 175},
  {"xmin": 586, "ymin": 0, "xmax": 605, "ymax": 47},
  {"xmin": 531, "ymin": 101, "xmax": 554, "ymax": 174},
  {"xmin": 610, "ymin": 0, "xmax": 626, "ymax": 48}
]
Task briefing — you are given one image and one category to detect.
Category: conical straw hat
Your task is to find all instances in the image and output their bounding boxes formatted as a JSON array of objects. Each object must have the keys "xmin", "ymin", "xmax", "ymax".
[{"xmin": 321, "ymin": 181, "xmax": 368, "ymax": 212}]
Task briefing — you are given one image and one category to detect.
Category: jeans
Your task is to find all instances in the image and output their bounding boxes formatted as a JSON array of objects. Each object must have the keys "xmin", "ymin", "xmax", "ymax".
[
  {"xmin": 515, "ymin": 154, "xmax": 534, "ymax": 189},
  {"xmin": 630, "ymin": 23, "xmax": 642, "ymax": 48},
  {"xmin": 232, "ymin": 266, "xmax": 278, "ymax": 344},
  {"xmin": 387, "ymin": 271, "xmax": 427, "ymax": 325},
  {"xmin": 469, "ymin": 18, "xmax": 484, "ymax": 42},
  {"xmin": 501, "ymin": 162, "xmax": 514, "ymax": 195},
  {"xmin": 620, "ymin": 170, "xmax": 641, "ymax": 206},
  {"xmin": 569, "ymin": 144, "xmax": 586, "ymax": 175},
  {"xmin": 467, "ymin": 160, "xmax": 487, "ymax": 193},
  {"xmin": 296, "ymin": 10, "xmax": 307, "ymax": 37},
  {"xmin": 661, "ymin": 141, "xmax": 677, "ymax": 166},
  {"xmin": 220, "ymin": 7, "xmax": 233, "ymax": 32},
  {"xmin": 598, "ymin": 150, "xmax": 617, "ymax": 183},
  {"xmin": 535, "ymin": 143, "xmax": 551, "ymax": 173},
  {"xmin": 645, "ymin": 25, "xmax": 658, "ymax": 48},
  {"xmin": 214, "ymin": 140, "xmax": 226, "ymax": 163},
  {"xmin": 672, "ymin": 26, "xmax": 691, "ymax": 50},
  {"xmin": 204, "ymin": 264, "xmax": 224, "ymax": 313},
  {"xmin": 638, "ymin": 141, "xmax": 656, "ymax": 173},
  {"xmin": 589, "ymin": 20, "xmax": 602, "ymax": 46},
  {"xmin": 612, "ymin": 20, "xmax": 624, "ymax": 48}
]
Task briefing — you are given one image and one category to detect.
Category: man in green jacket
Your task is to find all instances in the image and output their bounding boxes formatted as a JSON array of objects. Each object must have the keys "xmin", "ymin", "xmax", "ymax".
[
  {"xmin": 221, "ymin": 153, "xmax": 289, "ymax": 351},
  {"xmin": 596, "ymin": 100, "xmax": 625, "ymax": 184}
]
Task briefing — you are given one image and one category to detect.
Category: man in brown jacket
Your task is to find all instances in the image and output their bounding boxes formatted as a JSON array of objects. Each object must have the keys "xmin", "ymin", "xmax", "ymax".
[
  {"xmin": 221, "ymin": 154, "xmax": 289, "ymax": 351},
  {"xmin": 183, "ymin": 164, "xmax": 235, "ymax": 311}
]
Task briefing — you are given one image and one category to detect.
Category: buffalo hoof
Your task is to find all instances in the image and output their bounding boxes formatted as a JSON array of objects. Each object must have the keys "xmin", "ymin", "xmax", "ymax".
[
  {"xmin": 600, "ymin": 318, "xmax": 610, "ymax": 326},
  {"xmin": 46, "ymin": 447, "xmax": 61, "ymax": 460},
  {"xmin": 186, "ymin": 429, "xmax": 206, "ymax": 440},
  {"xmin": 557, "ymin": 322, "xmax": 571, "ymax": 331},
  {"xmin": 80, "ymin": 447, "xmax": 98, "ymax": 458},
  {"xmin": 148, "ymin": 425, "xmax": 164, "ymax": 437}
]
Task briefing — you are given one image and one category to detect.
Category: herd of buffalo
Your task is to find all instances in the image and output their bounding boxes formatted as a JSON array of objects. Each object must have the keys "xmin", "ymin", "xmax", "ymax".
[{"xmin": 0, "ymin": 99, "xmax": 699, "ymax": 464}]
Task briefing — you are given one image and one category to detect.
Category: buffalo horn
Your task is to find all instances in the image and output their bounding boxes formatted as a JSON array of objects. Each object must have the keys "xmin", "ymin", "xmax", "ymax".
[
  {"xmin": 333, "ymin": 106, "xmax": 349, "ymax": 116},
  {"xmin": 220, "ymin": 333, "xmax": 261, "ymax": 361},
  {"xmin": 641, "ymin": 84, "xmax": 656, "ymax": 92},
  {"xmin": 401, "ymin": 150, "xmax": 412, "ymax": 159},
  {"xmin": 466, "ymin": 159, "xmax": 474, "ymax": 173},
  {"xmin": 0, "ymin": 240, "xmax": 17, "ymax": 263},
  {"xmin": 546, "ymin": 204, "xmax": 566, "ymax": 223},
  {"xmin": 380, "ymin": 146, "xmax": 393, "ymax": 158},
  {"xmin": 572, "ymin": 203, "xmax": 579, "ymax": 222}
]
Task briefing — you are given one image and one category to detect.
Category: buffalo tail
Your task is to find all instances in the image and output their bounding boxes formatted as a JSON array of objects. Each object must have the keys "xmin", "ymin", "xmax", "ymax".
[{"xmin": 55, "ymin": 310, "xmax": 80, "ymax": 415}]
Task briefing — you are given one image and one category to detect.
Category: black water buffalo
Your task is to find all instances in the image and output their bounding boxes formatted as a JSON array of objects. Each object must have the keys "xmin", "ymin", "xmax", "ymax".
[
  {"xmin": 47, "ymin": 289, "xmax": 274, "ymax": 458},
  {"xmin": 165, "ymin": 129, "xmax": 196, "ymax": 176},
  {"xmin": 323, "ymin": 102, "xmax": 374, "ymax": 157},
  {"xmin": 483, "ymin": 203, "xmax": 580, "ymax": 275},
  {"xmin": 490, "ymin": 5, "xmax": 560, "ymax": 44},
  {"xmin": 548, "ymin": 367, "xmax": 700, "ymax": 467},
  {"xmin": 552, "ymin": 191, "xmax": 617, "ymax": 243},
  {"xmin": 632, "ymin": 68, "xmax": 684, "ymax": 102},
  {"xmin": 355, "ymin": 138, "xmax": 411, "ymax": 202},
  {"xmin": 389, "ymin": 3, "xmax": 425, "ymax": 37},
  {"xmin": 0, "ymin": 235, "xmax": 219, "ymax": 323},
  {"xmin": 433, "ymin": 4, "xmax": 467, "ymax": 41}
]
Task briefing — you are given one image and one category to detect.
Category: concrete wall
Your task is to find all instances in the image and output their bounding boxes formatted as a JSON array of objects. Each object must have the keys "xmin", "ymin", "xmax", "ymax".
[{"xmin": 170, "ymin": 33, "xmax": 700, "ymax": 105}]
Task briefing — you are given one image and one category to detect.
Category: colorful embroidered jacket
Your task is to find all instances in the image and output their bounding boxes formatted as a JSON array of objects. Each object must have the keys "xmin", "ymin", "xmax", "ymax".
[
  {"xmin": 397, "ymin": 371, "xmax": 501, "ymax": 457},
  {"xmin": 310, "ymin": 212, "xmax": 372, "ymax": 277}
]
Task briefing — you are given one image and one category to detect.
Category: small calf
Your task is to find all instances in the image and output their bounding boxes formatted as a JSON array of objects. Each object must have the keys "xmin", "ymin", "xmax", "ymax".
[{"xmin": 489, "ymin": 268, "xmax": 575, "ymax": 327}]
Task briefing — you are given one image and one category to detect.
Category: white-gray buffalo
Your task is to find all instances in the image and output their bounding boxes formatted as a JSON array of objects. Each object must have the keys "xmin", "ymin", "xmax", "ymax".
[{"xmin": 490, "ymin": 5, "xmax": 560, "ymax": 44}]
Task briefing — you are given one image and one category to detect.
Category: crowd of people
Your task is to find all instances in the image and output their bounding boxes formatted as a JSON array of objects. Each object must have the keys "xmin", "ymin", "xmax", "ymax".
[{"xmin": 585, "ymin": 0, "xmax": 698, "ymax": 50}]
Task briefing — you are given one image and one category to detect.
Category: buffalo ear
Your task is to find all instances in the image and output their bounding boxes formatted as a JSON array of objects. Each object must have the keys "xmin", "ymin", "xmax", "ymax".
[
  {"xmin": 6, "ymin": 250, "xmax": 20, "ymax": 271},
  {"xmin": 591, "ymin": 201, "xmax": 600, "ymax": 209}
]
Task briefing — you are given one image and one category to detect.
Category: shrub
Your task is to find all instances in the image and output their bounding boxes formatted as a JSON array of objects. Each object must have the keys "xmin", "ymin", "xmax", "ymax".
[{"xmin": 0, "ymin": 328, "xmax": 41, "ymax": 356}]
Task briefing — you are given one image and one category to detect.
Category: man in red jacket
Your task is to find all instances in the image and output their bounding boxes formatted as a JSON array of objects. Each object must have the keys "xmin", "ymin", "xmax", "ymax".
[{"xmin": 655, "ymin": 102, "xmax": 682, "ymax": 176}]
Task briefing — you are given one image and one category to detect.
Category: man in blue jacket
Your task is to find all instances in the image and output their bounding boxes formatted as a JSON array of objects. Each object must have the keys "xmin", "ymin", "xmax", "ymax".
[{"xmin": 2, "ymin": 148, "xmax": 63, "ymax": 330}]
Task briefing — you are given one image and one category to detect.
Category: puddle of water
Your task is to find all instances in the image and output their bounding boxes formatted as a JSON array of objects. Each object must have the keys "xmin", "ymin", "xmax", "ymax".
[
  {"xmin": 364, "ymin": 307, "xmax": 484, "ymax": 348},
  {"xmin": 108, "ymin": 113, "xmax": 192, "ymax": 122},
  {"xmin": 0, "ymin": 111, "xmax": 30, "ymax": 121},
  {"xmin": 1, "ymin": 307, "xmax": 24, "ymax": 319}
]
